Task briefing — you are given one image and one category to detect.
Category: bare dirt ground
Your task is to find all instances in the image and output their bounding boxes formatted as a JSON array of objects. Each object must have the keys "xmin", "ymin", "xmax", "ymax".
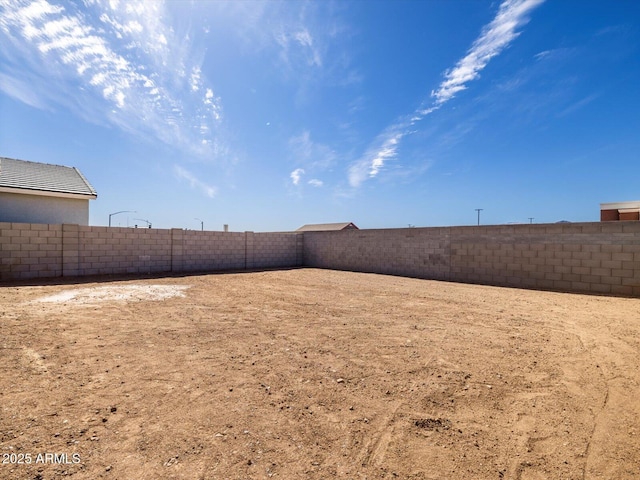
[{"xmin": 1, "ymin": 268, "xmax": 639, "ymax": 480}]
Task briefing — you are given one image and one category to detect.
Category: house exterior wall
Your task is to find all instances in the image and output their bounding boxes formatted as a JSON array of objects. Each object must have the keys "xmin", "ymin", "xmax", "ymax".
[
  {"xmin": 600, "ymin": 201, "xmax": 640, "ymax": 222},
  {"xmin": 619, "ymin": 211, "xmax": 640, "ymax": 221},
  {"xmin": 601, "ymin": 209, "xmax": 640, "ymax": 221},
  {"xmin": 601, "ymin": 209, "xmax": 619, "ymax": 221},
  {"xmin": 0, "ymin": 192, "xmax": 89, "ymax": 225}
]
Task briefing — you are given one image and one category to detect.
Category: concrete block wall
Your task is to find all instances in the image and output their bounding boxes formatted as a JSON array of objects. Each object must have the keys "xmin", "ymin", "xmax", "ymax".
[
  {"xmin": 0, "ymin": 223, "xmax": 63, "ymax": 279},
  {"xmin": 303, "ymin": 222, "xmax": 640, "ymax": 296},
  {"xmin": 0, "ymin": 223, "xmax": 302, "ymax": 281},
  {"xmin": 182, "ymin": 230, "xmax": 246, "ymax": 271},
  {"xmin": 449, "ymin": 222, "xmax": 640, "ymax": 296},
  {"xmin": 302, "ymin": 227, "xmax": 451, "ymax": 280},
  {"xmin": 180, "ymin": 231, "xmax": 302, "ymax": 271},
  {"xmin": 253, "ymin": 232, "xmax": 302, "ymax": 268},
  {"xmin": 2, "ymin": 221, "xmax": 639, "ymax": 297},
  {"xmin": 76, "ymin": 226, "xmax": 172, "ymax": 276}
]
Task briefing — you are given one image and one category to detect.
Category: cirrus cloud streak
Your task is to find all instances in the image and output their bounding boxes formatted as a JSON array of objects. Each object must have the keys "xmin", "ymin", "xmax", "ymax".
[
  {"xmin": 348, "ymin": 0, "xmax": 545, "ymax": 188},
  {"xmin": 0, "ymin": 0, "xmax": 223, "ymax": 160}
]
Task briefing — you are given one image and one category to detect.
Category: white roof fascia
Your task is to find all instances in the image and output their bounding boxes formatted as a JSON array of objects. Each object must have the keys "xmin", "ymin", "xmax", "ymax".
[
  {"xmin": 0, "ymin": 186, "xmax": 97, "ymax": 200},
  {"xmin": 600, "ymin": 201, "xmax": 640, "ymax": 210}
]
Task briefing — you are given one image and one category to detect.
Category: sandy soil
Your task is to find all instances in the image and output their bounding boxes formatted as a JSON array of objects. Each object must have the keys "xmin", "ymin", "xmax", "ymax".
[{"xmin": 0, "ymin": 268, "xmax": 639, "ymax": 480}]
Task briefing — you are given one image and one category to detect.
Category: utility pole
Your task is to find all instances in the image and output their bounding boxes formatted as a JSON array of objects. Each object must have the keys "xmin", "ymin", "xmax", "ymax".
[
  {"xmin": 528, "ymin": 217, "xmax": 534, "ymax": 224},
  {"xmin": 475, "ymin": 208, "xmax": 483, "ymax": 226}
]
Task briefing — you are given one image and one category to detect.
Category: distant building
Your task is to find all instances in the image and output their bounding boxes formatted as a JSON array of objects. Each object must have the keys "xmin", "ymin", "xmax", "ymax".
[
  {"xmin": 600, "ymin": 201, "xmax": 640, "ymax": 221},
  {"xmin": 296, "ymin": 222, "xmax": 359, "ymax": 232},
  {"xmin": 0, "ymin": 157, "xmax": 97, "ymax": 225}
]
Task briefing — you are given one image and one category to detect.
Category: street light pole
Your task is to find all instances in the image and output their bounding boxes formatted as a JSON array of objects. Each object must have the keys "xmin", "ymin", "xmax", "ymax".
[
  {"xmin": 195, "ymin": 218, "xmax": 203, "ymax": 231},
  {"xmin": 109, "ymin": 210, "xmax": 136, "ymax": 227},
  {"xmin": 475, "ymin": 208, "xmax": 483, "ymax": 226}
]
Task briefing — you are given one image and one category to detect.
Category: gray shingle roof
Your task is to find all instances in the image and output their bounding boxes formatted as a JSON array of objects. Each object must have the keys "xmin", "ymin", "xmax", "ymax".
[
  {"xmin": 0, "ymin": 157, "xmax": 97, "ymax": 198},
  {"xmin": 296, "ymin": 222, "xmax": 358, "ymax": 232}
]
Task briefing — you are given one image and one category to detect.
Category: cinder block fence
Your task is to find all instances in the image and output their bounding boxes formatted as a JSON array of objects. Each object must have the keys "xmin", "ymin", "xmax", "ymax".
[
  {"xmin": 303, "ymin": 221, "xmax": 640, "ymax": 297},
  {"xmin": 0, "ymin": 223, "xmax": 302, "ymax": 279},
  {"xmin": 1, "ymin": 221, "xmax": 639, "ymax": 297}
]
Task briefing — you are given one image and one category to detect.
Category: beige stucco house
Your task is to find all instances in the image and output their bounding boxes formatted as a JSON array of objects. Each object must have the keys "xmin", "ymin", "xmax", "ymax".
[{"xmin": 0, "ymin": 157, "xmax": 97, "ymax": 225}]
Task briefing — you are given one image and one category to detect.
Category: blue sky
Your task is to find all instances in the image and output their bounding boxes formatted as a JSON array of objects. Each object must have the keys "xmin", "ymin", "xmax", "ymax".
[{"xmin": 1, "ymin": 0, "xmax": 639, "ymax": 231}]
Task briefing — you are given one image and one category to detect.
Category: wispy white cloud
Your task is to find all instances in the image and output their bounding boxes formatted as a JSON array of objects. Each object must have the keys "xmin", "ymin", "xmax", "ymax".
[
  {"xmin": 348, "ymin": 128, "xmax": 406, "ymax": 187},
  {"xmin": 0, "ymin": 0, "xmax": 224, "ymax": 160},
  {"xmin": 0, "ymin": 71, "xmax": 48, "ymax": 109},
  {"xmin": 534, "ymin": 49, "xmax": 552, "ymax": 61},
  {"xmin": 290, "ymin": 168, "xmax": 305, "ymax": 186},
  {"xmin": 289, "ymin": 130, "xmax": 337, "ymax": 195},
  {"xmin": 289, "ymin": 130, "xmax": 336, "ymax": 170},
  {"xmin": 174, "ymin": 165, "xmax": 217, "ymax": 198},
  {"xmin": 432, "ymin": 0, "xmax": 545, "ymax": 105},
  {"xmin": 348, "ymin": 0, "xmax": 544, "ymax": 188},
  {"xmin": 267, "ymin": 3, "xmax": 358, "ymax": 99},
  {"xmin": 558, "ymin": 94, "xmax": 599, "ymax": 118},
  {"xmin": 277, "ymin": 27, "xmax": 322, "ymax": 69},
  {"xmin": 288, "ymin": 131, "xmax": 335, "ymax": 189},
  {"xmin": 187, "ymin": 1, "xmax": 357, "ymax": 104}
]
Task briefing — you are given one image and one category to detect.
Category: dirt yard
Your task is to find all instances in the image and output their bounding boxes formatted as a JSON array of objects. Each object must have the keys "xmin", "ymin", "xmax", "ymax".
[{"xmin": 1, "ymin": 268, "xmax": 639, "ymax": 480}]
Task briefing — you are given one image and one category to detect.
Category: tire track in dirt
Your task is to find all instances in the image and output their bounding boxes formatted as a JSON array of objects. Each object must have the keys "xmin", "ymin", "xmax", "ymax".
[
  {"xmin": 360, "ymin": 400, "xmax": 403, "ymax": 467},
  {"xmin": 562, "ymin": 309, "xmax": 640, "ymax": 480}
]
